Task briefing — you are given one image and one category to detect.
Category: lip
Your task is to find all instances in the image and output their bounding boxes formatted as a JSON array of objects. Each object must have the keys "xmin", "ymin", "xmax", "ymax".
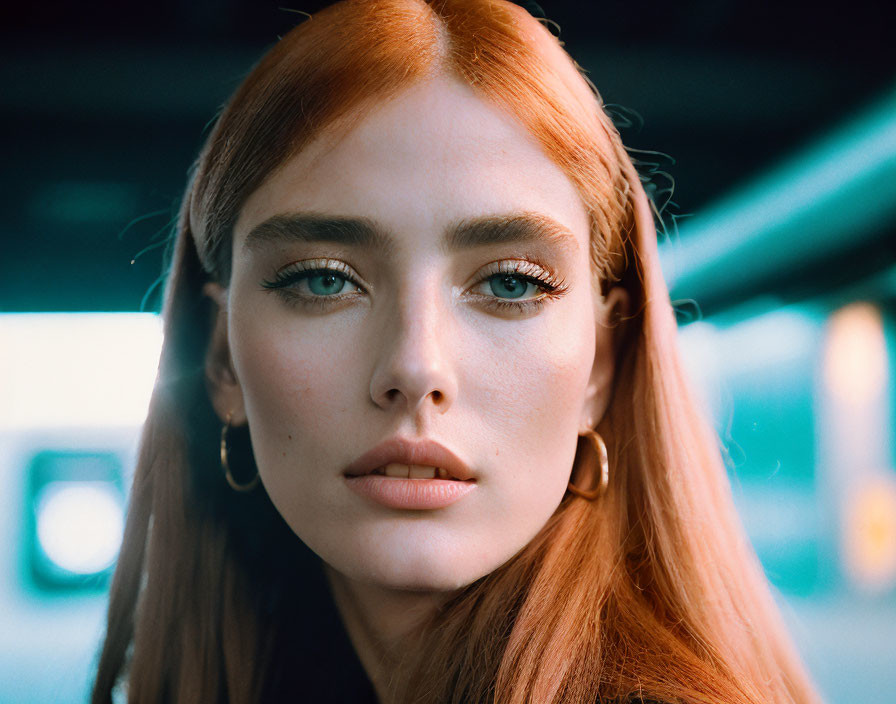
[
  {"xmin": 343, "ymin": 436, "xmax": 475, "ymax": 481},
  {"xmin": 344, "ymin": 475, "xmax": 477, "ymax": 510},
  {"xmin": 343, "ymin": 436, "xmax": 477, "ymax": 510}
]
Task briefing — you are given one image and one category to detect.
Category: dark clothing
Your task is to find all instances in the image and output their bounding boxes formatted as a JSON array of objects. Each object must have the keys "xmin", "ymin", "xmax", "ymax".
[
  {"xmin": 260, "ymin": 541, "xmax": 379, "ymax": 703},
  {"xmin": 260, "ymin": 540, "xmax": 664, "ymax": 703}
]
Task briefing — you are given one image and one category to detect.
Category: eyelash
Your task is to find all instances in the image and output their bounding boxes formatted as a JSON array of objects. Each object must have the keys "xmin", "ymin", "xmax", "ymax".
[{"xmin": 260, "ymin": 258, "xmax": 570, "ymax": 313}]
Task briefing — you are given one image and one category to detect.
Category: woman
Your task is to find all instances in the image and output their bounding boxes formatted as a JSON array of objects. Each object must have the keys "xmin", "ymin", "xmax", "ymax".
[{"xmin": 91, "ymin": 1, "xmax": 822, "ymax": 702}]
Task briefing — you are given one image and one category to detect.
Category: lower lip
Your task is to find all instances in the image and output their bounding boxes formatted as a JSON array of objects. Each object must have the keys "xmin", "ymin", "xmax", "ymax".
[{"xmin": 344, "ymin": 475, "xmax": 477, "ymax": 509}]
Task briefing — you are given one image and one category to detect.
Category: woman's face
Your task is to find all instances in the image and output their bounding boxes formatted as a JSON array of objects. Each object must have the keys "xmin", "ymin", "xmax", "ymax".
[{"xmin": 209, "ymin": 76, "xmax": 623, "ymax": 591}]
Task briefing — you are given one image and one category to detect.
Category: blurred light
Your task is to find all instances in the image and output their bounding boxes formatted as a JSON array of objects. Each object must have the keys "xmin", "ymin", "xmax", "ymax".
[
  {"xmin": 676, "ymin": 320, "xmax": 723, "ymax": 420},
  {"xmin": 716, "ymin": 308, "xmax": 818, "ymax": 377},
  {"xmin": 0, "ymin": 313, "xmax": 162, "ymax": 428},
  {"xmin": 660, "ymin": 84, "xmax": 896, "ymax": 309},
  {"xmin": 27, "ymin": 181, "xmax": 140, "ymax": 225},
  {"xmin": 843, "ymin": 475, "xmax": 896, "ymax": 592},
  {"xmin": 26, "ymin": 451, "xmax": 124, "ymax": 589},
  {"xmin": 679, "ymin": 306, "xmax": 819, "ymax": 380},
  {"xmin": 35, "ymin": 482, "xmax": 124, "ymax": 575},
  {"xmin": 823, "ymin": 303, "xmax": 887, "ymax": 405}
]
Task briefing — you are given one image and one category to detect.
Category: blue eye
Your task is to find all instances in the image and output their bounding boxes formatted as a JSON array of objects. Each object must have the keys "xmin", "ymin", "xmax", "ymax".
[
  {"xmin": 262, "ymin": 265, "xmax": 361, "ymax": 301},
  {"xmin": 305, "ymin": 271, "xmax": 349, "ymax": 296},
  {"xmin": 487, "ymin": 273, "xmax": 537, "ymax": 300}
]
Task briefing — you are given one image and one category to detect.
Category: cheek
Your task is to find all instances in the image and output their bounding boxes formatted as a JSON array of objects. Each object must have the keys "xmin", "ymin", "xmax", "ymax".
[
  {"xmin": 228, "ymin": 309, "xmax": 360, "ymax": 458},
  {"xmin": 480, "ymin": 305, "xmax": 595, "ymax": 435},
  {"xmin": 470, "ymin": 300, "xmax": 597, "ymax": 504}
]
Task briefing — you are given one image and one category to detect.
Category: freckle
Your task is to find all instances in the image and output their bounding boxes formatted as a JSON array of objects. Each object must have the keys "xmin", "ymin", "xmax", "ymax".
[
  {"xmin": 282, "ymin": 451, "xmax": 287, "ymax": 457},
  {"xmin": 288, "ymin": 435, "xmax": 292, "ymax": 440}
]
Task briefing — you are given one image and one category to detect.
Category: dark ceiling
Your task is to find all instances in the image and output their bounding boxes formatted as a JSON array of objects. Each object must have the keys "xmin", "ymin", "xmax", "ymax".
[{"xmin": 2, "ymin": 0, "xmax": 895, "ymax": 312}]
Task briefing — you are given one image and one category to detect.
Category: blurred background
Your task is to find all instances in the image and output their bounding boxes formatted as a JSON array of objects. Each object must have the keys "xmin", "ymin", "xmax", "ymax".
[{"xmin": 1, "ymin": 0, "xmax": 894, "ymax": 701}]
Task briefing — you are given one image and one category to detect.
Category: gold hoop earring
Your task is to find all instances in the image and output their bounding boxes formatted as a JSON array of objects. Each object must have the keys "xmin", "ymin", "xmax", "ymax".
[
  {"xmin": 567, "ymin": 429, "xmax": 609, "ymax": 500},
  {"xmin": 221, "ymin": 411, "xmax": 260, "ymax": 492}
]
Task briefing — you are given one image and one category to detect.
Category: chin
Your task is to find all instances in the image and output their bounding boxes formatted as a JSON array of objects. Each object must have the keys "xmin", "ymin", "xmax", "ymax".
[{"xmin": 337, "ymin": 544, "xmax": 491, "ymax": 593}]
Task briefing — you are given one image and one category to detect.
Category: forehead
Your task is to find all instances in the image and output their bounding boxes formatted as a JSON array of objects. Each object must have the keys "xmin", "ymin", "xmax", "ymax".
[{"xmin": 234, "ymin": 76, "xmax": 591, "ymax": 254}]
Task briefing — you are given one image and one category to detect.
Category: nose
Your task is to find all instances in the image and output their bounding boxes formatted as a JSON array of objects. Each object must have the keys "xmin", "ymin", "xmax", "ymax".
[{"xmin": 369, "ymin": 276, "xmax": 458, "ymax": 419}]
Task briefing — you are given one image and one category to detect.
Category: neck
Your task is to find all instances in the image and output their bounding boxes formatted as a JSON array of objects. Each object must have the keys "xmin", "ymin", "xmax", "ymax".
[{"xmin": 323, "ymin": 564, "xmax": 451, "ymax": 704}]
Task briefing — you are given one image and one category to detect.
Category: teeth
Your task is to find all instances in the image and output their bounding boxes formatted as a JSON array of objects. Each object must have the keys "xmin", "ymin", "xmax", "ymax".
[
  {"xmin": 409, "ymin": 465, "xmax": 438, "ymax": 479},
  {"xmin": 380, "ymin": 464, "xmax": 442, "ymax": 479},
  {"xmin": 383, "ymin": 463, "xmax": 408, "ymax": 478}
]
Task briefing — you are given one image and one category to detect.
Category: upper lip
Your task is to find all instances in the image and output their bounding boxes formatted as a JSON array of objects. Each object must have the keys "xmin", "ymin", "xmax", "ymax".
[{"xmin": 344, "ymin": 437, "xmax": 475, "ymax": 481}]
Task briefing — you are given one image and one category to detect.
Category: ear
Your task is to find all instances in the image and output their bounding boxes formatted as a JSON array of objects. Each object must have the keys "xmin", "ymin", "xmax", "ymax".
[
  {"xmin": 580, "ymin": 285, "xmax": 630, "ymax": 430},
  {"xmin": 203, "ymin": 282, "xmax": 247, "ymax": 426}
]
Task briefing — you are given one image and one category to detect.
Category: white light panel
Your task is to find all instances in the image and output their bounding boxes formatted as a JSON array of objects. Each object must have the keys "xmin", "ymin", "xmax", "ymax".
[{"xmin": 0, "ymin": 313, "xmax": 162, "ymax": 428}]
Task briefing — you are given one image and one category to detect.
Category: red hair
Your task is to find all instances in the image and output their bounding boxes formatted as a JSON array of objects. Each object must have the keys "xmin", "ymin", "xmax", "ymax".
[{"xmin": 92, "ymin": 1, "xmax": 822, "ymax": 702}]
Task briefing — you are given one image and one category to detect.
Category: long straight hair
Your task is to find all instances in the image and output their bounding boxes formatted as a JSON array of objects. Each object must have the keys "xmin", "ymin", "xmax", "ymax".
[{"xmin": 92, "ymin": 1, "xmax": 822, "ymax": 702}]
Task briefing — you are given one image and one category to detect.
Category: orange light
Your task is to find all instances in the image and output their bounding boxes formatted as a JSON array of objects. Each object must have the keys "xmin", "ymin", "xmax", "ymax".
[
  {"xmin": 823, "ymin": 303, "xmax": 887, "ymax": 406},
  {"xmin": 843, "ymin": 475, "xmax": 896, "ymax": 592}
]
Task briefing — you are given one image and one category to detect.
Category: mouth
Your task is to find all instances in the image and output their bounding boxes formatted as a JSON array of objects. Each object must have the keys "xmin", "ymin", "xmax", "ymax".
[
  {"xmin": 348, "ymin": 463, "xmax": 470, "ymax": 481},
  {"xmin": 343, "ymin": 436, "xmax": 476, "ymax": 482},
  {"xmin": 343, "ymin": 464, "xmax": 478, "ymax": 509}
]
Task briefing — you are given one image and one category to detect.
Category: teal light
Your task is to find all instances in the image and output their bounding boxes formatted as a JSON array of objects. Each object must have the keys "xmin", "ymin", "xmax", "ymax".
[
  {"xmin": 660, "ymin": 84, "xmax": 896, "ymax": 309},
  {"xmin": 678, "ymin": 304, "xmax": 826, "ymax": 595},
  {"xmin": 26, "ymin": 451, "xmax": 125, "ymax": 589},
  {"xmin": 27, "ymin": 181, "xmax": 139, "ymax": 226}
]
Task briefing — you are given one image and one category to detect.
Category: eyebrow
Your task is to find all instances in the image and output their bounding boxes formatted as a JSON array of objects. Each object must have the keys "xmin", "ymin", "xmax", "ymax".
[{"xmin": 241, "ymin": 211, "xmax": 579, "ymax": 257}]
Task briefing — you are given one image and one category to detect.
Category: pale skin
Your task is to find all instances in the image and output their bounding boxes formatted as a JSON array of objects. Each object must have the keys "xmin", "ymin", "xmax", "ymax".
[{"xmin": 205, "ymin": 75, "xmax": 628, "ymax": 702}]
